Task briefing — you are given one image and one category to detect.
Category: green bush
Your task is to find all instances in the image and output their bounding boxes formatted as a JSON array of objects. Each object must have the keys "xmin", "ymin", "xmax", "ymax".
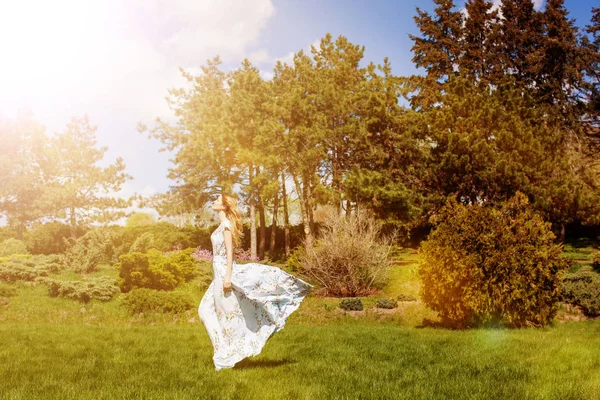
[
  {"xmin": 591, "ymin": 252, "xmax": 600, "ymax": 273},
  {"xmin": 116, "ymin": 249, "xmax": 199, "ymax": 293},
  {"xmin": 116, "ymin": 222, "xmax": 209, "ymax": 253},
  {"xmin": 129, "ymin": 232, "xmax": 156, "ymax": 253},
  {"xmin": 25, "ymin": 222, "xmax": 84, "ymax": 255},
  {"xmin": 121, "ymin": 288, "xmax": 195, "ymax": 314},
  {"xmin": 560, "ymin": 266, "xmax": 600, "ymax": 317},
  {"xmin": 62, "ymin": 228, "xmax": 118, "ymax": 273},
  {"xmin": 0, "ymin": 238, "xmax": 29, "ymax": 257},
  {"xmin": 0, "ymin": 284, "xmax": 17, "ymax": 297},
  {"xmin": 375, "ymin": 298, "xmax": 398, "ymax": 309},
  {"xmin": 339, "ymin": 298, "xmax": 363, "ymax": 311},
  {"xmin": 38, "ymin": 276, "xmax": 120, "ymax": 303},
  {"xmin": 397, "ymin": 293, "xmax": 417, "ymax": 302},
  {"xmin": 0, "ymin": 257, "xmax": 51, "ymax": 283},
  {"xmin": 419, "ymin": 192, "xmax": 570, "ymax": 329}
]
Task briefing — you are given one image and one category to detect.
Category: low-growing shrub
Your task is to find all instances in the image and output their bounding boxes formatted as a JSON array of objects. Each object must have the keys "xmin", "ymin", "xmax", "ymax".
[
  {"xmin": 116, "ymin": 249, "xmax": 200, "ymax": 293},
  {"xmin": 0, "ymin": 258, "xmax": 50, "ymax": 283},
  {"xmin": 62, "ymin": 228, "xmax": 118, "ymax": 273},
  {"xmin": 591, "ymin": 252, "xmax": 600, "ymax": 273},
  {"xmin": 397, "ymin": 293, "xmax": 417, "ymax": 302},
  {"xmin": 375, "ymin": 298, "xmax": 398, "ymax": 309},
  {"xmin": 340, "ymin": 298, "xmax": 363, "ymax": 311},
  {"xmin": 0, "ymin": 238, "xmax": 29, "ymax": 257},
  {"xmin": 0, "ymin": 284, "xmax": 17, "ymax": 297},
  {"xmin": 560, "ymin": 266, "xmax": 600, "ymax": 317},
  {"xmin": 419, "ymin": 192, "xmax": 570, "ymax": 329},
  {"xmin": 38, "ymin": 276, "xmax": 120, "ymax": 303},
  {"xmin": 121, "ymin": 288, "xmax": 195, "ymax": 314},
  {"xmin": 297, "ymin": 206, "xmax": 397, "ymax": 297}
]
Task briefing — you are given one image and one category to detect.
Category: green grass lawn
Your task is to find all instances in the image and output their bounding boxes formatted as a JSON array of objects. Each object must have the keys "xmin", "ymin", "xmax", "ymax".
[
  {"xmin": 1, "ymin": 322, "xmax": 600, "ymax": 400},
  {"xmin": 1, "ymin": 247, "xmax": 599, "ymax": 399}
]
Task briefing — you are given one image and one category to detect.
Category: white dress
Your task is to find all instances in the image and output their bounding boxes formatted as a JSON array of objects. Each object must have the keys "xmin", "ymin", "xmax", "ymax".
[{"xmin": 198, "ymin": 218, "xmax": 313, "ymax": 371}]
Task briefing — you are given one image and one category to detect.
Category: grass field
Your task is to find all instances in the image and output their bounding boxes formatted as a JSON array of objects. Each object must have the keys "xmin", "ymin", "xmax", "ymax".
[{"xmin": 1, "ymin": 243, "xmax": 599, "ymax": 399}]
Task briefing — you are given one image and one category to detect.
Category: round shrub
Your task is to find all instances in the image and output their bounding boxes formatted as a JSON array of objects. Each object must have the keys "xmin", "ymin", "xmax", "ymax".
[
  {"xmin": 0, "ymin": 238, "xmax": 29, "ymax": 257},
  {"xmin": 419, "ymin": 192, "xmax": 570, "ymax": 329},
  {"xmin": 129, "ymin": 232, "xmax": 156, "ymax": 253},
  {"xmin": 375, "ymin": 298, "xmax": 398, "ymax": 309},
  {"xmin": 25, "ymin": 222, "xmax": 82, "ymax": 255},
  {"xmin": 397, "ymin": 293, "xmax": 417, "ymax": 302},
  {"xmin": 339, "ymin": 298, "xmax": 363, "ymax": 311},
  {"xmin": 121, "ymin": 288, "xmax": 195, "ymax": 314},
  {"xmin": 116, "ymin": 249, "xmax": 199, "ymax": 293}
]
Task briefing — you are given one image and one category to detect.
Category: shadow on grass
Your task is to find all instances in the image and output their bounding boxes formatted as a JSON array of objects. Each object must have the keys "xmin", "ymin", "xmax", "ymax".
[
  {"xmin": 233, "ymin": 357, "xmax": 297, "ymax": 370},
  {"xmin": 417, "ymin": 317, "xmax": 514, "ymax": 330}
]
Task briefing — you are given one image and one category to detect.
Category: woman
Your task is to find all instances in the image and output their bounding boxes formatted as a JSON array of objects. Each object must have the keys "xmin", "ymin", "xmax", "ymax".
[{"xmin": 198, "ymin": 191, "xmax": 313, "ymax": 371}]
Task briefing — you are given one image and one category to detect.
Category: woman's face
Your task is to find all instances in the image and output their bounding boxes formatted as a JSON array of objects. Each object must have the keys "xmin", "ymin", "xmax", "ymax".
[{"xmin": 211, "ymin": 194, "xmax": 225, "ymax": 211}]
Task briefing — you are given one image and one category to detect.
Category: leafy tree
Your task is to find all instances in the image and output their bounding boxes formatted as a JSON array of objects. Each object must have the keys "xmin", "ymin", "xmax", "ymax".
[
  {"xmin": 141, "ymin": 57, "xmax": 241, "ymax": 210},
  {"xmin": 126, "ymin": 212, "xmax": 156, "ymax": 228}
]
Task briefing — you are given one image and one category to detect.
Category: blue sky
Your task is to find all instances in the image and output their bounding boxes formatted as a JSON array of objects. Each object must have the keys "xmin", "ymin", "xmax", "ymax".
[{"xmin": 0, "ymin": 0, "xmax": 597, "ymax": 212}]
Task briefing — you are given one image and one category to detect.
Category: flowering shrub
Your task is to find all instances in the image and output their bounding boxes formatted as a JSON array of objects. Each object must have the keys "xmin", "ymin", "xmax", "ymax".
[
  {"xmin": 234, "ymin": 248, "xmax": 260, "ymax": 262},
  {"xmin": 192, "ymin": 247, "xmax": 213, "ymax": 262}
]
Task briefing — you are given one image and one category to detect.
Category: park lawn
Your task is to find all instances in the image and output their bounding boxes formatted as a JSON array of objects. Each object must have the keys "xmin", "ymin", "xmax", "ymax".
[
  {"xmin": 1, "ymin": 246, "xmax": 600, "ymax": 399},
  {"xmin": 1, "ymin": 321, "xmax": 600, "ymax": 400}
]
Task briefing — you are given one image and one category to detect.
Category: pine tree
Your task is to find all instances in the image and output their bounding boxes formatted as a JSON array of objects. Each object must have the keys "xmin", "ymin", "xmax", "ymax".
[
  {"xmin": 48, "ymin": 115, "xmax": 132, "ymax": 237},
  {"xmin": 496, "ymin": 0, "xmax": 543, "ymax": 89},
  {"xmin": 0, "ymin": 111, "xmax": 50, "ymax": 239},
  {"xmin": 534, "ymin": 0, "xmax": 586, "ymax": 129},
  {"xmin": 460, "ymin": 0, "xmax": 501, "ymax": 85},
  {"xmin": 407, "ymin": 0, "xmax": 464, "ymax": 110}
]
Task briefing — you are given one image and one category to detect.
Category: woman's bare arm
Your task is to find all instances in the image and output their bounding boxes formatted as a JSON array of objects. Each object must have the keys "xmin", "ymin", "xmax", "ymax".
[{"xmin": 224, "ymin": 227, "xmax": 234, "ymax": 279}]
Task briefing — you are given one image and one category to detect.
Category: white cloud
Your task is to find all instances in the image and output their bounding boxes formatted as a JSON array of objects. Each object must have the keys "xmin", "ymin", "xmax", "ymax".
[
  {"xmin": 490, "ymin": 0, "xmax": 545, "ymax": 15},
  {"xmin": 0, "ymin": 0, "xmax": 277, "ymax": 214}
]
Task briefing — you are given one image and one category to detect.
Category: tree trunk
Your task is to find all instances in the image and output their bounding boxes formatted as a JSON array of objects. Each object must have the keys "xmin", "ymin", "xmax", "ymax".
[
  {"xmin": 269, "ymin": 174, "xmax": 279, "ymax": 260},
  {"xmin": 257, "ymin": 190, "xmax": 266, "ymax": 260},
  {"xmin": 306, "ymin": 175, "xmax": 315, "ymax": 237},
  {"xmin": 293, "ymin": 171, "xmax": 313, "ymax": 246},
  {"xmin": 70, "ymin": 206, "xmax": 77, "ymax": 238},
  {"xmin": 249, "ymin": 164, "xmax": 257, "ymax": 260},
  {"xmin": 346, "ymin": 199, "xmax": 351, "ymax": 217},
  {"xmin": 281, "ymin": 170, "xmax": 290, "ymax": 258},
  {"xmin": 560, "ymin": 223, "xmax": 566, "ymax": 242}
]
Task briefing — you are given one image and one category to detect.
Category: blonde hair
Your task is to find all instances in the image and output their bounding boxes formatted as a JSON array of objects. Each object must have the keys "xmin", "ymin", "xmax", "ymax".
[{"xmin": 221, "ymin": 192, "xmax": 244, "ymax": 248}]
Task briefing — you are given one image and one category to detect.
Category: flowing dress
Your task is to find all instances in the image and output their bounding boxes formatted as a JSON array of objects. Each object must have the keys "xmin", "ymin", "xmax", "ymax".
[{"xmin": 198, "ymin": 218, "xmax": 313, "ymax": 371}]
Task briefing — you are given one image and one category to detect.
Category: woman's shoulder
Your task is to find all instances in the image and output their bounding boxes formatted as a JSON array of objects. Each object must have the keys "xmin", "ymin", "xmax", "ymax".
[{"xmin": 223, "ymin": 219, "xmax": 232, "ymax": 230}]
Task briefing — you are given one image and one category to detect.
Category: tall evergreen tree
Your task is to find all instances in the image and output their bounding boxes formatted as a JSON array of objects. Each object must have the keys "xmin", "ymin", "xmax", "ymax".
[
  {"xmin": 534, "ymin": 0, "xmax": 587, "ymax": 130},
  {"xmin": 460, "ymin": 0, "xmax": 501, "ymax": 85},
  {"xmin": 0, "ymin": 111, "xmax": 50, "ymax": 239},
  {"xmin": 407, "ymin": 0, "xmax": 464, "ymax": 110},
  {"xmin": 48, "ymin": 115, "xmax": 132, "ymax": 237}
]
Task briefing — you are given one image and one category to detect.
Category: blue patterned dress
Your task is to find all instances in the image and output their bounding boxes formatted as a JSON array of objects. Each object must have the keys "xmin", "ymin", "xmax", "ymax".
[{"xmin": 198, "ymin": 219, "xmax": 313, "ymax": 371}]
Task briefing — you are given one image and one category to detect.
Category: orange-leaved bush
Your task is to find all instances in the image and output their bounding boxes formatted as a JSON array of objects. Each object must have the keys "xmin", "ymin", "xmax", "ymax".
[{"xmin": 419, "ymin": 192, "xmax": 569, "ymax": 329}]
